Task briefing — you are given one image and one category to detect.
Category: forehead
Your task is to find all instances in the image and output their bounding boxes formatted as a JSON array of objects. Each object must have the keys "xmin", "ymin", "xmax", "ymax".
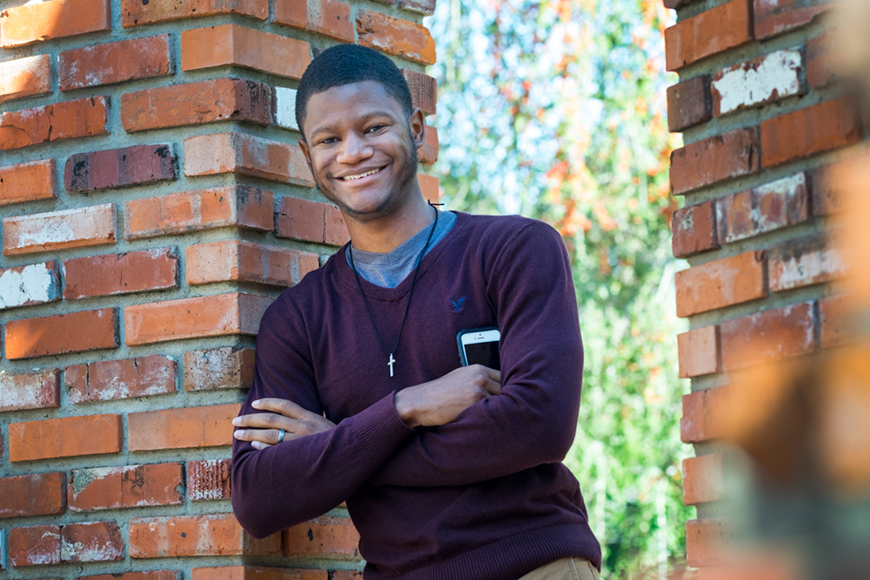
[{"xmin": 302, "ymin": 81, "xmax": 406, "ymax": 134}]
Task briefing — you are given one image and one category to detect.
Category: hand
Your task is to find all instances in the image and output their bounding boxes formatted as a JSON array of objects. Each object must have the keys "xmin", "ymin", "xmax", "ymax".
[
  {"xmin": 394, "ymin": 364, "xmax": 501, "ymax": 428},
  {"xmin": 233, "ymin": 398, "xmax": 336, "ymax": 449}
]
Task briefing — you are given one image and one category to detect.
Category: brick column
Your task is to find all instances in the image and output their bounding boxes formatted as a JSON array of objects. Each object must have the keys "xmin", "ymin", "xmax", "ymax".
[
  {"xmin": 0, "ymin": 0, "xmax": 438, "ymax": 575},
  {"xmin": 664, "ymin": 0, "xmax": 867, "ymax": 573}
]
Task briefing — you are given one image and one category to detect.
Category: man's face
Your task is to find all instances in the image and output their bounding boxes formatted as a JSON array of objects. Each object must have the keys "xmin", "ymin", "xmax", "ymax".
[{"xmin": 299, "ymin": 81, "xmax": 425, "ymax": 223}]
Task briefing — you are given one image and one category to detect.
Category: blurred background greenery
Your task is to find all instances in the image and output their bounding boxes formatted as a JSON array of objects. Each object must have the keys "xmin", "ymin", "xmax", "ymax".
[{"xmin": 425, "ymin": 1, "xmax": 689, "ymax": 577}]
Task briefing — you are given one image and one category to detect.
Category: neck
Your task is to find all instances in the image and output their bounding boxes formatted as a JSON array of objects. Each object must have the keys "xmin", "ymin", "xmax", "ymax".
[{"xmin": 345, "ymin": 194, "xmax": 434, "ymax": 253}]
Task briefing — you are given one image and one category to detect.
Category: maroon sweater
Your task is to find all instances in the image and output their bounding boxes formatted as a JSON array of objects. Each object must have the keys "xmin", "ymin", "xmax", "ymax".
[{"xmin": 232, "ymin": 212, "xmax": 601, "ymax": 579}]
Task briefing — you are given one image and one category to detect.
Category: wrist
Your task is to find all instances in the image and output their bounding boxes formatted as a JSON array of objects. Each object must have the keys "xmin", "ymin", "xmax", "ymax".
[{"xmin": 394, "ymin": 389, "xmax": 422, "ymax": 428}]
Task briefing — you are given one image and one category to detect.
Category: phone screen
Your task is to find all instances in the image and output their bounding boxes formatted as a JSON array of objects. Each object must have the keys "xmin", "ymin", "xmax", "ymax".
[{"xmin": 464, "ymin": 340, "xmax": 501, "ymax": 370}]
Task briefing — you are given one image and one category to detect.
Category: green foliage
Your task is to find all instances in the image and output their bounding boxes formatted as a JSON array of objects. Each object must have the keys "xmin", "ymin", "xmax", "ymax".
[{"xmin": 426, "ymin": 0, "xmax": 691, "ymax": 577}]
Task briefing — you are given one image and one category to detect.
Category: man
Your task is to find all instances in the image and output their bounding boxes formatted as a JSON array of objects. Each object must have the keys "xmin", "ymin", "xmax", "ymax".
[{"xmin": 231, "ymin": 44, "xmax": 601, "ymax": 580}]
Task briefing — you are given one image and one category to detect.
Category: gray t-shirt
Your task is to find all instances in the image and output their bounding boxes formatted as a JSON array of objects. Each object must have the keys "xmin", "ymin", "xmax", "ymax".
[{"xmin": 346, "ymin": 210, "xmax": 457, "ymax": 288}]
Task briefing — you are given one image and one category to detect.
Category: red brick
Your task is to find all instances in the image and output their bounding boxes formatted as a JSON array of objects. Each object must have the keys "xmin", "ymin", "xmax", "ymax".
[
  {"xmin": 124, "ymin": 293, "xmax": 272, "ymax": 346},
  {"xmin": 0, "ymin": 368, "xmax": 60, "ymax": 412},
  {"xmin": 675, "ymin": 251, "xmax": 766, "ymax": 317},
  {"xmin": 356, "ymin": 10, "xmax": 436, "ymax": 65},
  {"xmin": 188, "ymin": 459, "xmax": 232, "ymax": 500},
  {"xmin": 124, "ymin": 186, "xmax": 273, "ymax": 240},
  {"xmin": 418, "ymin": 173, "xmax": 440, "ymax": 205},
  {"xmin": 720, "ymin": 301, "xmax": 815, "ymax": 370},
  {"xmin": 69, "ymin": 463, "xmax": 183, "ymax": 511},
  {"xmin": 187, "ymin": 240, "xmax": 319, "ymax": 287},
  {"xmin": 275, "ymin": 0, "xmax": 354, "ymax": 42},
  {"xmin": 0, "ymin": 473, "xmax": 66, "ymax": 518},
  {"xmin": 184, "ymin": 132, "xmax": 314, "ymax": 187},
  {"xmin": 121, "ymin": 78, "xmax": 272, "ymax": 132},
  {"xmin": 59, "ymin": 35, "xmax": 171, "ymax": 91},
  {"xmin": 9, "ymin": 525, "xmax": 61, "ymax": 566},
  {"xmin": 65, "ymin": 355, "xmax": 177, "ymax": 403},
  {"xmin": 4, "ymin": 203, "xmax": 116, "ymax": 256},
  {"xmin": 682, "ymin": 386, "xmax": 731, "ymax": 443},
  {"xmin": 60, "ymin": 521, "xmax": 124, "ymax": 562},
  {"xmin": 181, "ymin": 24, "xmax": 310, "ymax": 80},
  {"xmin": 0, "ymin": 261, "xmax": 61, "ymax": 310},
  {"xmin": 682, "ymin": 454, "xmax": 724, "ymax": 506},
  {"xmin": 0, "ymin": 159, "xmax": 57, "ymax": 207},
  {"xmin": 418, "ymin": 125, "xmax": 438, "ymax": 165},
  {"xmin": 754, "ymin": 0, "xmax": 830, "ymax": 40},
  {"xmin": 8, "ymin": 414, "xmax": 122, "ymax": 462},
  {"xmin": 193, "ymin": 567, "xmax": 327, "ymax": 580},
  {"xmin": 664, "ymin": 0, "xmax": 752, "ymax": 71},
  {"xmin": 0, "ymin": 96, "xmax": 109, "ymax": 151},
  {"xmin": 0, "ymin": 55, "xmax": 52, "ymax": 103},
  {"xmin": 331, "ymin": 573, "xmax": 363, "ymax": 580},
  {"xmin": 812, "ymin": 162, "xmax": 849, "ymax": 217},
  {"xmin": 63, "ymin": 248, "xmax": 179, "ymax": 299},
  {"xmin": 83, "ymin": 572, "xmax": 180, "ymax": 580},
  {"xmin": 283, "ymin": 516, "xmax": 361, "ymax": 559},
  {"xmin": 65, "ymin": 144, "xmax": 176, "ymax": 192},
  {"xmin": 129, "ymin": 404, "xmax": 240, "ymax": 451},
  {"xmin": 769, "ymin": 237, "xmax": 848, "ymax": 292},
  {"xmin": 761, "ymin": 97, "xmax": 862, "ymax": 168},
  {"xmin": 819, "ymin": 295, "xmax": 850, "ymax": 349},
  {"xmin": 670, "ymin": 128, "xmax": 760, "ymax": 195},
  {"xmin": 677, "ymin": 326, "xmax": 719, "ymax": 378},
  {"xmin": 184, "ymin": 347, "xmax": 256, "ymax": 391},
  {"xmin": 129, "ymin": 514, "xmax": 280, "ymax": 557},
  {"xmin": 667, "ymin": 76, "xmax": 711, "ymax": 132},
  {"xmin": 807, "ymin": 34, "xmax": 834, "ymax": 88},
  {"xmin": 402, "ymin": 69, "xmax": 437, "ymax": 115},
  {"xmin": 275, "ymin": 196, "xmax": 349, "ymax": 245},
  {"xmin": 686, "ymin": 518, "xmax": 732, "ymax": 567},
  {"xmin": 711, "ymin": 49, "xmax": 804, "ymax": 116},
  {"xmin": 399, "ymin": 0, "xmax": 435, "ymax": 15},
  {"xmin": 122, "ymin": 0, "xmax": 267, "ymax": 27},
  {"xmin": 4, "ymin": 307, "xmax": 117, "ymax": 360},
  {"xmin": 672, "ymin": 200, "xmax": 718, "ymax": 258},
  {"xmin": 715, "ymin": 172, "xmax": 809, "ymax": 243},
  {"xmin": 0, "ymin": 0, "xmax": 110, "ymax": 48}
]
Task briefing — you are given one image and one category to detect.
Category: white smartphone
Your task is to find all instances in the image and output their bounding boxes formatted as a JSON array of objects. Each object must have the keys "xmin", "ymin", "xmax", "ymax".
[{"xmin": 457, "ymin": 327, "xmax": 501, "ymax": 370}]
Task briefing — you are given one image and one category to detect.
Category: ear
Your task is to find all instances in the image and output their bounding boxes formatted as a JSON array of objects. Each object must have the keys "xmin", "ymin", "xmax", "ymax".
[
  {"xmin": 298, "ymin": 137, "xmax": 313, "ymax": 172},
  {"xmin": 409, "ymin": 108, "xmax": 426, "ymax": 149}
]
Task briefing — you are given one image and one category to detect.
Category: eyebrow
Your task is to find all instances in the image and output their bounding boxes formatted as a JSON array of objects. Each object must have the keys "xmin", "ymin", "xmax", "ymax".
[{"xmin": 308, "ymin": 110, "xmax": 398, "ymax": 141}]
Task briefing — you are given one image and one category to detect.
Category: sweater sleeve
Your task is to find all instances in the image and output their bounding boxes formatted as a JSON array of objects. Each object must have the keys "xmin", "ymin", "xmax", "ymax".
[
  {"xmin": 231, "ymin": 297, "xmax": 414, "ymax": 538},
  {"xmin": 368, "ymin": 221, "xmax": 584, "ymax": 488}
]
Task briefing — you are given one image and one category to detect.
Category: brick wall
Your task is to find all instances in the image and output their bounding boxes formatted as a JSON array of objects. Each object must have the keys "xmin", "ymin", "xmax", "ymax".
[
  {"xmin": 664, "ymin": 0, "xmax": 867, "ymax": 573},
  {"xmin": 0, "ymin": 0, "xmax": 438, "ymax": 575}
]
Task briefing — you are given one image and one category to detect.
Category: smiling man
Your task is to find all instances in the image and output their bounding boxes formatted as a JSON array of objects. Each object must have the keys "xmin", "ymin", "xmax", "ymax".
[{"xmin": 230, "ymin": 44, "xmax": 601, "ymax": 580}]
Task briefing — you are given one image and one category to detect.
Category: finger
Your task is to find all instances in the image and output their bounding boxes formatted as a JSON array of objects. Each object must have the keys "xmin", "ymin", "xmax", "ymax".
[
  {"xmin": 233, "ymin": 412, "xmax": 292, "ymax": 430},
  {"xmin": 233, "ymin": 428, "xmax": 282, "ymax": 445},
  {"xmin": 467, "ymin": 365, "xmax": 501, "ymax": 383},
  {"xmin": 252, "ymin": 398, "xmax": 316, "ymax": 420}
]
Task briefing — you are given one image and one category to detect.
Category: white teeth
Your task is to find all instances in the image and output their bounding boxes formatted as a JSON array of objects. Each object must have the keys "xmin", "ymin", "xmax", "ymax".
[{"xmin": 342, "ymin": 168, "xmax": 380, "ymax": 181}]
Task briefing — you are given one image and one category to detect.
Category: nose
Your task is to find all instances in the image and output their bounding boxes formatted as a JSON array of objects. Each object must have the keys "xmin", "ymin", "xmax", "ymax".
[{"xmin": 336, "ymin": 131, "xmax": 373, "ymax": 164}]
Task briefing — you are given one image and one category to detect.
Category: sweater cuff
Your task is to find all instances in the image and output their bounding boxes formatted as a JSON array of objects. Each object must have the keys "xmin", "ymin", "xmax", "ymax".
[{"xmin": 350, "ymin": 392, "xmax": 415, "ymax": 465}]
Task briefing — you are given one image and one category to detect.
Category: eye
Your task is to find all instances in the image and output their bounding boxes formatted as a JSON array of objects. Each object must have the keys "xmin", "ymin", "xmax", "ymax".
[
  {"xmin": 366, "ymin": 124, "xmax": 387, "ymax": 134},
  {"xmin": 318, "ymin": 136, "xmax": 338, "ymax": 145}
]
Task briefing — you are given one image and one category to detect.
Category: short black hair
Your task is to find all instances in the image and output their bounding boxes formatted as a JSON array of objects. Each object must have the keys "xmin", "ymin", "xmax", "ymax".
[{"xmin": 295, "ymin": 44, "xmax": 414, "ymax": 138}]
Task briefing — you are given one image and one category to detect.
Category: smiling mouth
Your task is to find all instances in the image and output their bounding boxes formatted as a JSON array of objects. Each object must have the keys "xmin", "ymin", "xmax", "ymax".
[{"xmin": 339, "ymin": 167, "xmax": 384, "ymax": 181}]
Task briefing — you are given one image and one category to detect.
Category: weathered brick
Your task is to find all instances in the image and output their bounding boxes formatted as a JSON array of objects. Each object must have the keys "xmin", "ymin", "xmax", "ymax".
[
  {"xmin": 63, "ymin": 248, "xmax": 179, "ymax": 299},
  {"xmin": 181, "ymin": 24, "xmax": 310, "ymax": 80},
  {"xmin": 672, "ymin": 200, "xmax": 718, "ymax": 258},
  {"xmin": 0, "ymin": 369, "xmax": 60, "ymax": 412},
  {"xmin": 675, "ymin": 251, "xmax": 766, "ymax": 317},
  {"xmin": 0, "ymin": 261, "xmax": 61, "ymax": 310},
  {"xmin": 122, "ymin": 0, "xmax": 267, "ymax": 27},
  {"xmin": 331, "ymin": 573, "xmax": 363, "ymax": 580},
  {"xmin": 0, "ymin": 55, "xmax": 52, "ymax": 103},
  {"xmin": 186, "ymin": 240, "xmax": 320, "ymax": 287},
  {"xmin": 812, "ymin": 163, "xmax": 847, "ymax": 217},
  {"xmin": 686, "ymin": 518, "xmax": 732, "ymax": 567},
  {"xmin": 0, "ymin": 472, "xmax": 66, "ymax": 518},
  {"xmin": 60, "ymin": 521, "xmax": 124, "ymax": 562},
  {"xmin": 59, "ymin": 35, "xmax": 171, "ymax": 91},
  {"xmin": 275, "ymin": 0, "xmax": 354, "ymax": 42},
  {"xmin": 0, "ymin": 96, "xmax": 109, "ymax": 151},
  {"xmin": 715, "ymin": 172, "xmax": 809, "ymax": 243},
  {"xmin": 83, "ymin": 571, "xmax": 181, "ymax": 580},
  {"xmin": 193, "ymin": 566, "xmax": 327, "ymax": 580},
  {"xmin": 769, "ymin": 237, "xmax": 848, "ymax": 292},
  {"xmin": 9, "ymin": 414, "xmax": 122, "ymax": 462},
  {"xmin": 65, "ymin": 144, "xmax": 176, "ymax": 192},
  {"xmin": 677, "ymin": 326, "xmax": 719, "ymax": 378},
  {"xmin": 0, "ymin": 0, "xmax": 110, "ymax": 47},
  {"xmin": 129, "ymin": 404, "xmax": 240, "ymax": 451},
  {"xmin": 284, "ymin": 516, "xmax": 361, "ymax": 559},
  {"xmin": 3, "ymin": 203, "xmax": 115, "ymax": 256},
  {"xmin": 402, "ymin": 69, "xmax": 437, "ymax": 115},
  {"xmin": 129, "ymin": 514, "xmax": 280, "ymax": 557},
  {"xmin": 712, "ymin": 49, "xmax": 803, "ymax": 116},
  {"xmin": 187, "ymin": 459, "xmax": 232, "ymax": 500},
  {"xmin": 65, "ymin": 355, "xmax": 177, "ymax": 403},
  {"xmin": 125, "ymin": 293, "xmax": 272, "ymax": 346},
  {"xmin": 9, "ymin": 525, "xmax": 61, "ymax": 566},
  {"xmin": 4, "ymin": 307, "xmax": 117, "ymax": 359},
  {"xmin": 184, "ymin": 347, "xmax": 256, "ymax": 391},
  {"xmin": 720, "ymin": 301, "xmax": 815, "ymax": 370},
  {"xmin": 122, "ymin": 78, "xmax": 272, "ymax": 132},
  {"xmin": 275, "ymin": 196, "xmax": 349, "ymax": 245},
  {"xmin": 418, "ymin": 125, "xmax": 438, "ymax": 165},
  {"xmin": 418, "ymin": 173, "xmax": 440, "ymax": 205},
  {"xmin": 273, "ymin": 86, "xmax": 300, "ymax": 132},
  {"xmin": 69, "ymin": 464, "xmax": 183, "ymax": 511},
  {"xmin": 664, "ymin": 0, "xmax": 752, "ymax": 71},
  {"xmin": 683, "ymin": 454, "xmax": 724, "ymax": 506},
  {"xmin": 682, "ymin": 386, "xmax": 731, "ymax": 443},
  {"xmin": 356, "ymin": 10, "xmax": 436, "ymax": 65},
  {"xmin": 670, "ymin": 129, "xmax": 760, "ymax": 195},
  {"xmin": 754, "ymin": 0, "xmax": 830, "ymax": 40},
  {"xmin": 184, "ymin": 132, "xmax": 314, "ymax": 187},
  {"xmin": 807, "ymin": 34, "xmax": 834, "ymax": 88},
  {"xmin": 399, "ymin": 0, "xmax": 435, "ymax": 15},
  {"xmin": 125, "ymin": 186, "xmax": 274, "ymax": 240},
  {"xmin": 0, "ymin": 159, "xmax": 57, "ymax": 207},
  {"xmin": 667, "ymin": 76, "xmax": 711, "ymax": 133},
  {"xmin": 761, "ymin": 97, "xmax": 862, "ymax": 168},
  {"xmin": 819, "ymin": 295, "xmax": 850, "ymax": 349}
]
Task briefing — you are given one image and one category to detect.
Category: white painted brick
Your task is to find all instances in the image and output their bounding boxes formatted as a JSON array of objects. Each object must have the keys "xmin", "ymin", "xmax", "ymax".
[
  {"xmin": 2, "ymin": 203, "xmax": 116, "ymax": 256},
  {"xmin": 712, "ymin": 49, "xmax": 803, "ymax": 116},
  {"xmin": 0, "ymin": 369, "xmax": 59, "ymax": 413},
  {"xmin": 274, "ymin": 86, "xmax": 299, "ymax": 132},
  {"xmin": 0, "ymin": 261, "xmax": 60, "ymax": 310}
]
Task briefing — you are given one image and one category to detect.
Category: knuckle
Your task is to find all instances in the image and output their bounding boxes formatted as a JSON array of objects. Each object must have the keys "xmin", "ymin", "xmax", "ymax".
[{"xmin": 263, "ymin": 413, "xmax": 279, "ymax": 426}]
